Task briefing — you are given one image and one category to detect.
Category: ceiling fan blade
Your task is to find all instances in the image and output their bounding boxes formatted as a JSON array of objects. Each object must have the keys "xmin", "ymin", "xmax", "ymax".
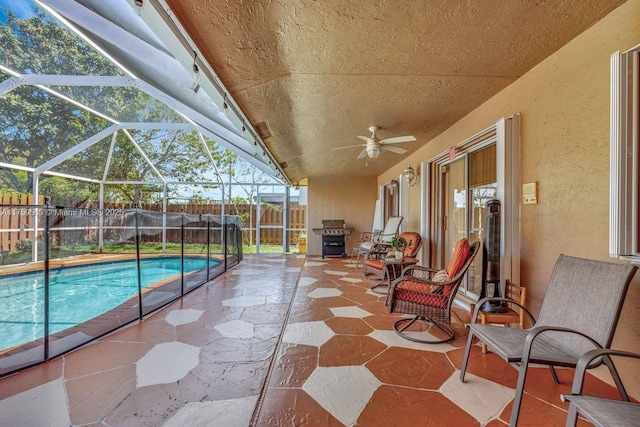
[
  {"xmin": 379, "ymin": 135, "xmax": 416, "ymax": 144},
  {"xmin": 357, "ymin": 135, "xmax": 373, "ymax": 143},
  {"xmin": 382, "ymin": 145, "xmax": 407, "ymax": 154},
  {"xmin": 357, "ymin": 149, "xmax": 369, "ymax": 160},
  {"xmin": 332, "ymin": 144, "xmax": 364, "ymax": 151}
]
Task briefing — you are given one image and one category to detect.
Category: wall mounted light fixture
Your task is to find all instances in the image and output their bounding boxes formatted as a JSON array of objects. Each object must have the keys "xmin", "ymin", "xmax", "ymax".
[{"xmin": 403, "ymin": 164, "xmax": 420, "ymax": 186}]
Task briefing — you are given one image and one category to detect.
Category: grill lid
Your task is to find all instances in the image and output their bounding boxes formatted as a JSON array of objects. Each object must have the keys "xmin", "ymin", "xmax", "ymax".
[{"xmin": 322, "ymin": 219, "xmax": 345, "ymax": 228}]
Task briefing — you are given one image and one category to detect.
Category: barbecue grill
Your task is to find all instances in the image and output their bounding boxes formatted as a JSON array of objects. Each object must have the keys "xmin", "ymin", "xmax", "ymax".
[{"xmin": 312, "ymin": 219, "xmax": 354, "ymax": 259}]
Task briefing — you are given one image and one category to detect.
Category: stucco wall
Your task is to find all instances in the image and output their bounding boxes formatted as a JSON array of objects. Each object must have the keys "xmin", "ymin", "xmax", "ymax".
[
  {"xmin": 379, "ymin": 0, "xmax": 640, "ymax": 395},
  {"xmin": 307, "ymin": 175, "xmax": 378, "ymax": 257}
]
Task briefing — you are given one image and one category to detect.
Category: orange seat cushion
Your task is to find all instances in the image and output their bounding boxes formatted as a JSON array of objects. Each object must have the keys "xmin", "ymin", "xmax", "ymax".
[
  {"xmin": 446, "ymin": 238, "xmax": 470, "ymax": 281},
  {"xmin": 365, "ymin": 259, "xmax": 384, "ymax": 270}
]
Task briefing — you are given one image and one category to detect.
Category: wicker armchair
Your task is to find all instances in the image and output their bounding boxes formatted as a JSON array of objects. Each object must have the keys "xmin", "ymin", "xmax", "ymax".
[
  {"xmin": 362, "ymin": 231, "xmax": 422, "ymax": 279},
  {"xmin": 388, "ymin": 240, "xmax": 480, "ymax": 344}
]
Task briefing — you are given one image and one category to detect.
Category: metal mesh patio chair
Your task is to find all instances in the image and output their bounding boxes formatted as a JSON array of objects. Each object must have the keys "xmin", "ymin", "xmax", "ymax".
[
  {"xmin": 388, "ymin": 240, "xmax": 480, "ymax": 344},
  {"xmin": 352, "ymin": 216, "xmax": 403, "ymax": 268},
  {"xmin": 460, "ymin": 254, "xmax": 637, "ymax": 427},
  {"xmin": 562, "ymin": 348, "xmax": 640, "ymax": 427}
]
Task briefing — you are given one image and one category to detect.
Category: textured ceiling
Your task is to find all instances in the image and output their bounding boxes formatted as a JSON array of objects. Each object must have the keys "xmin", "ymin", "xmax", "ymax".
[{"xmin": 166, "ymin": 0, "xmax": 624, "ymax": 184}]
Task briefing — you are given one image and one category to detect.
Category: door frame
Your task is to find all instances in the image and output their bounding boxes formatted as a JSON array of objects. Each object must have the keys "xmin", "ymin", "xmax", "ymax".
[{"xmin": 420, "ymin": 115, "xmax": 520, "ymax": 298}]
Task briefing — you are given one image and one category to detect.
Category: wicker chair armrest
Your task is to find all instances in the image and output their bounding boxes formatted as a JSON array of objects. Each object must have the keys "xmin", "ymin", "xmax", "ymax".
[
  {"xmin": 372, "ymin": 232, "xmax": 397, "ymax": 244},
  {"xmin": 364, "ymin": 249, "xmax": 389, "ymax": 260},
  {"xmin": 401, "ymin": 265, "xmax": 440, "ymax": 279},
  {"xmin": 371, "ymin": 242, "xmax": 392, "ymax": 251}
]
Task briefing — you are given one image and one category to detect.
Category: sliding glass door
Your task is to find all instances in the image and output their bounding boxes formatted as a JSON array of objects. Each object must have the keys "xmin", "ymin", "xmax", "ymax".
[
  {"xmin": 440, "ymin": 157, "xmax": 468, "ymax": 269},
  {"xmin": 438, "ymin": 144, "xmax": 496, "ymax": 297}
]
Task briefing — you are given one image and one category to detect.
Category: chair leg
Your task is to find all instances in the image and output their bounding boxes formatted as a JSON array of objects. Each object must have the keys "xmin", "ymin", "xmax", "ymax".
[
  {"xmin": 397, "ymin": 316, "xmax": 419, "ymax": 331},
  {"xmin": 565, "ymin": 404, "xmax": 579, "ymax": 427},
  {"xmin": 604, "ymin": 354, "xmax": 630, "ymax": 401},
  {"xmin": 549, "ymin": 365, "xmax": 560, "ymax": 384},
  {"xmin": 509, "ymin": 362, "xmax": 530, "ymax": 427},
  {"xmin": 394, "ymin": 316, "xmax": 455, "ymax": 344},
  {"xmin": 460, "ymin": 330, "xmax": 475, "ymax": 382},
  {"xmin": 370, "ymin": 281, "xmax": 389, "ymax": 295}
]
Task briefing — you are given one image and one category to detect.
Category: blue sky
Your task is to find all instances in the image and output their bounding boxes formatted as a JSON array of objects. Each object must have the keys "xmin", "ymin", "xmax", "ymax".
[{"xmin": 0, "ymin": 0, "xmax": 36, "ymax": 23}]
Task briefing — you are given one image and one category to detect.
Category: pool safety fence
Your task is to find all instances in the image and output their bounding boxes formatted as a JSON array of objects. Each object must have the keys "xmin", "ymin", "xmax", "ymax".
[
  {"xmin": 0, "ymin": 192, "xmax": 307, "ymax": 252},
  {"xmin": 0, "ymin": 201, "xmax": 243, "ymax": 377}
]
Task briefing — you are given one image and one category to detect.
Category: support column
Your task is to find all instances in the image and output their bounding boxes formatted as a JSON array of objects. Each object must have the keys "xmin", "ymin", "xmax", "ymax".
[
  {"xmin": 162, "ymin": 184, "xmax": 167, "ymax": 253},
  {"xmin": 32, "ymin": 173, "xmax": 39, "ymax": 263},
  {"xmin": 98, "ymin": 182, "xmax": 104, "ymax": 252},
  {"xmin": 256, "ymin": 186, "xmax": 261, "ymax": 254},
  {"xmin": 284, "ymin": 186, "xmax": 290, "ymax": 253}
]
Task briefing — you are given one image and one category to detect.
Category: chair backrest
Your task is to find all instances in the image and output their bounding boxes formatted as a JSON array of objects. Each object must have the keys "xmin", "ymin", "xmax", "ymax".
[
  {"xmin": 537, "ymin": 255, "xmax": 637, "ymax": 352},
  {"xmin": 446, "ymin": 238, "xmax": 470, "ymax": 281},
  {"xmin": 378, "ymin": 216, "xmax": 403, "ymax": 243},
  {"xmin": 397, "ymin": 231, "xmax": 421, "ymax": 257},
  {"xmin": 443, "ymin": 241, "xmax": 480, "ymax": 296}
]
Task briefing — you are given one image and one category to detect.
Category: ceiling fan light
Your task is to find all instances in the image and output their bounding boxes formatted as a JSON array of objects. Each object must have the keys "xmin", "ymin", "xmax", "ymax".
[{"xmin": 367, "ymin": 147, "xmax": 381, "ymax": 158}]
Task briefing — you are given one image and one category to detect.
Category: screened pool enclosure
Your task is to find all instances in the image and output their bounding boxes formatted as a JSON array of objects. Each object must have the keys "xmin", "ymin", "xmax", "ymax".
[{"xmin": 0, "ymin": 0, "xmax": 303, "ymax": 376}]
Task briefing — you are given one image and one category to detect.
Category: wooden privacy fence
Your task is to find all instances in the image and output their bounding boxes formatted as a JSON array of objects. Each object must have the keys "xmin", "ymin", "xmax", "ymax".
[
  {"xmin": 0, "ymin": 193, "xmax": 306, "ymax": 252},
  {"xmin": 0, "ymin": 193, "xmax": 44, "ymax": 253}
]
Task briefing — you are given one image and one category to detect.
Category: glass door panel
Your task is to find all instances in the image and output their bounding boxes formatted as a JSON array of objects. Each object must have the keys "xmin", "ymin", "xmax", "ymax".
[
  {"xmin": 468, "ymin": 145, "xmax": 497, "ymax": 296},
  {"xmin": 438, "ymin": 144, "xmax": 497, "ymax": 298},
  {"xmin": 441, "ymin": 157, "xmax": 467, "ymax": 268}
]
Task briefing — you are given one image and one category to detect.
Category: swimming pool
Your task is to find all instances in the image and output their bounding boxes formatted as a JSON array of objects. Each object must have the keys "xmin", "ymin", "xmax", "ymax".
[{"xmin": 0, "ymin": 257, "xmax": 213, "ymax": 350}]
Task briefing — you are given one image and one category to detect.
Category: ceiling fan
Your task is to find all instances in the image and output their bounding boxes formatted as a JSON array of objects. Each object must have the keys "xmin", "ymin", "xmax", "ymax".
[{"xmin": 334, "ymin": 126, "xmax": 416, "ymax": 159}]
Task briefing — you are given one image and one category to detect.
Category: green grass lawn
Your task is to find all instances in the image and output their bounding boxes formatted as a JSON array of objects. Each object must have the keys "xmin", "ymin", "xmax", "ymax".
[{"xmin": 1, "ymin": 242, "xmax": 299, "ymax": 266}]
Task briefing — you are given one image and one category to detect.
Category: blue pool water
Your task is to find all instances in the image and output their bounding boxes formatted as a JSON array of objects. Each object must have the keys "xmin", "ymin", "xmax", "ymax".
[{"xmin": 0, "ymin": 257, "xmax": 212, "ymax": 350}]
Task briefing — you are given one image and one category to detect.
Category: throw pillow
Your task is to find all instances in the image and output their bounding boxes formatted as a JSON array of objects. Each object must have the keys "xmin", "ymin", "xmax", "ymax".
[{"xmin": 431, "ymin": 269, "xmax": 448, "ymax": 293}]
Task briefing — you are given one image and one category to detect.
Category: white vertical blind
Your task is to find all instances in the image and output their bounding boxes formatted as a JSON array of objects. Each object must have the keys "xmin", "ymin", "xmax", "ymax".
[{"xmin": 609, "ymin": 45, "xmax": 640, "ymax": 264}]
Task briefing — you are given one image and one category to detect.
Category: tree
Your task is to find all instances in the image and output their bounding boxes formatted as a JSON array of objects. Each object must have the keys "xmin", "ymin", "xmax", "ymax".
[
  {"xmin": 0, "ymin": 10, "xmax": 224, "ymax": 205},
  {"xmin": 0, "ymin": 10, "xmax": 118, "ymax": 194}
]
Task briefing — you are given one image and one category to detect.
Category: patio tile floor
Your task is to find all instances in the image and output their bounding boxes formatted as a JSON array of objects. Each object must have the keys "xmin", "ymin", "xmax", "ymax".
[{"xmin": 0, "ymin": 255, "xmax": 618, "ymax": 426}]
